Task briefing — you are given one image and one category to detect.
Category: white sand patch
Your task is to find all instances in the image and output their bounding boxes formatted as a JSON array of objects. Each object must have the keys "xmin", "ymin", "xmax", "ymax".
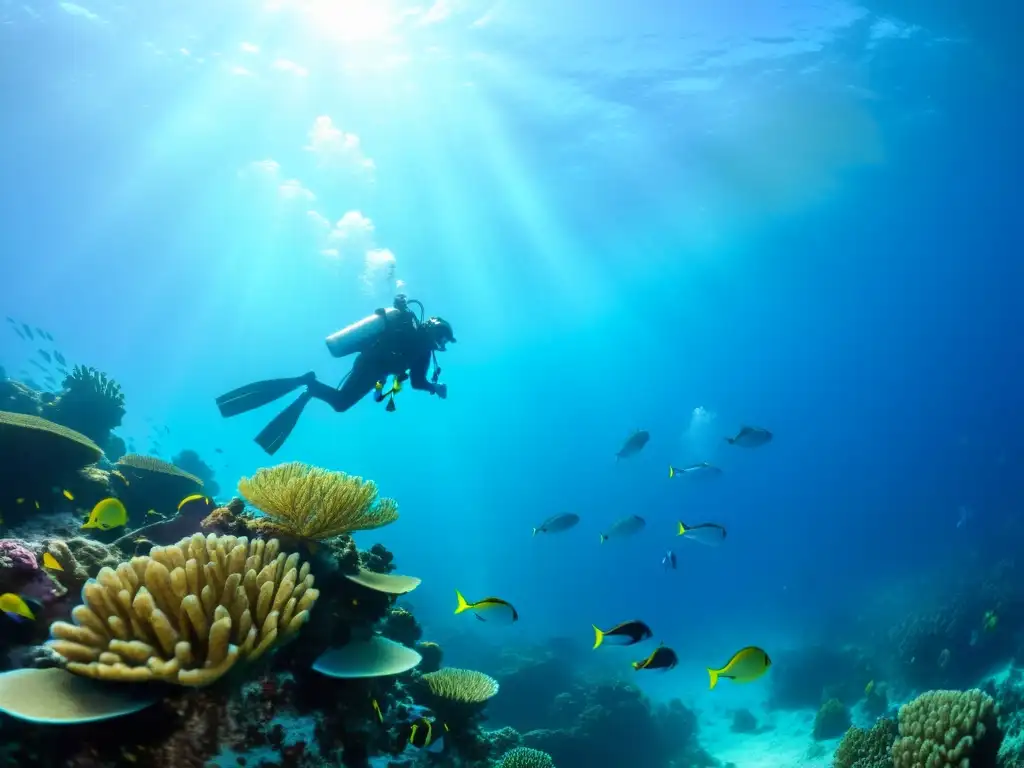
[{"xmin": 701, "ymin": 706, "xmax": 840, "ymax": 768}]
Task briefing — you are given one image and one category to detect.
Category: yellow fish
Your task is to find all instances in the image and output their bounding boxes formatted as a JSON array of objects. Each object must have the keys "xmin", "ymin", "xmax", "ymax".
[
  {"xmin": 454, "ymin": 590, "xmax": 519, "ymax": 624},
  {"xmin": 15, "ymin": 498, "xmax": 24, "ymax": 504},
  {"xmin": 177, "ymin": 494, "xmax": 212, "ymax": 512},
  {"xmin": 0, "ymin": 593, "xmax": 35, "ymax": 621},
  {"xmin": 42, "ymin": 552, "xmax": 63, "ymax": 571},
  {"xmin": 372, "ymin": 698, "xmax": 383, "ymax": 724},
  {"xmin": 865, "ymin": 680, "xmax": 875, "ymax": 696},
  {"xmin": 146, "ymin": 509, "xmax": 163, "ymax": 517},
  {"xmin": 62, "ymin": 489, "xmax": 74, "ymax": 501},
  {"xmin": 708, "ymin": 646, "xmax": 772, "ymax": 690},
  {"xmin": 33, "ymin": 501, "xmax": 39, "ymax": 509},
  {"xmin": 81, "ymin": 497, "xmax": 128, "ymax": 531}
]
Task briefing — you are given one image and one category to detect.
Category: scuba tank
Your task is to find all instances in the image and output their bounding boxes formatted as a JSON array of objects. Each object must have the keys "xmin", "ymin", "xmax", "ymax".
[{"xmin": 324, "ymin": 294, "xmax": 426, "ymax": 359}]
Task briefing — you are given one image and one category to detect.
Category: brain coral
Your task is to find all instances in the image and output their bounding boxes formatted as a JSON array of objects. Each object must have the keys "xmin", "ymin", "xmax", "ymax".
[{"xmin": 891, "ymin": 688, "xmax": 1002, "ymax": 768}]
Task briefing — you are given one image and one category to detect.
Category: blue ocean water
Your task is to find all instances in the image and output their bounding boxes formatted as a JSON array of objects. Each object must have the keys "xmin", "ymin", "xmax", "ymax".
[{"xmin": 0, "ymin": 0, "xmax": 1022, "ymax": 764}]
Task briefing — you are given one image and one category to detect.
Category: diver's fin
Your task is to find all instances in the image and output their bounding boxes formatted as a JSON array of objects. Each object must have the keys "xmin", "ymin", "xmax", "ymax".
[
  {"xmin": 254, "ymin": 391, "xmax": 313, "ymax": 455},
  {"xmin": 216, "ymin": 375, "xmax": 312, "ymax": 418}
]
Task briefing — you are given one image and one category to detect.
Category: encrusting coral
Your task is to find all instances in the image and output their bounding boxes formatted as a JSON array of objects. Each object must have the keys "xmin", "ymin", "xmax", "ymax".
[
  {"xmin": 498, "ymin": 746, "xmax": 556, "ymax": 768},
  {"xmin": 239, "ymin": 462, "xmax": 399, "ymax": 543},
  {"xmin": 47, "ymin": 533, "xmax": 319, "ymax": 686},
  {"xmin": 890, "ymin": 688, "xmax": 1002, "ymax": 767},
  {"xmin": 422, "ymin": 668, "xmax": 500, "ymax": 703}
]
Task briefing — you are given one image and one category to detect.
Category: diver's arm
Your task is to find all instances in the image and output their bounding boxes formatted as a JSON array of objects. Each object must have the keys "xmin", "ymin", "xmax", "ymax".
[{"xmin": 408, "ymin": 353, "xmax": 437, "ymax": 394}]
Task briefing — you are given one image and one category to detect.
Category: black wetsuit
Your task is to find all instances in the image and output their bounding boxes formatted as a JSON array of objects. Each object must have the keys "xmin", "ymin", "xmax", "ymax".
[{"xmin": 306, "ymin": 311, "xmax": 439, "ymax": 412}]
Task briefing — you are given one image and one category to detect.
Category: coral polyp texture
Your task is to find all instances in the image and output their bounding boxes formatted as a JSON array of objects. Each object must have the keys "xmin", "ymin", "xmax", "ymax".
[
  {"xmin": 833, "ymin": 717, "xmax": 897, "ymax": 768},
  {"xmin": 116, "ymin": 453, "xmax": 204, "ymax": 487},
  {"xmin": 890, "ymin": 688, "xmax": 1002, "ymax": 767},
  {"xmin": 422, "ymin": 668, "xmax": 500, "ymax": 703},
  {"xmin": 238, "ymin": 462, "xmax": 399, "ymax": 542},
  {"xmin": 0, "ymin": 410, "xmax": 102, "ymax": 470},
  {"xmin": 498, "ymin": 746, "xmax": 556, "ymax": 768},
  {"xmin": 47, "ymin": 533, "xmax": 319, "ymax": 686}
]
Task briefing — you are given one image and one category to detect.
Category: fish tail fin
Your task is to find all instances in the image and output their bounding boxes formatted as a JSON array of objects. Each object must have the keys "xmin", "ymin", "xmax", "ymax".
[
  {"xmin": 677, "ymin": 522, "xmax": 686, "ymax": 536},
  {"xmin": 708, "ymin": 668, "xmax": 719, "ymax": 690},
  {"xmin": 599, "ymin": 534, "xmax": 608, "ymax": 544},
  {"xmin": 454, "ymin": 590, "xmax": 472, "ymax": 614},
  {"xmin": 631, "ymin": 661, "xmax": 641, "ymax": 670},
  {"xmin": 668, "ymin": 466, "xmax": 675, "ymax": 478},
  {"xmin": 592, "ymin": 625, "xmax": 604, "ymax": 650},
  {"xmin": 532, "ymin": 528, "xmax": 538, "ymax": 537}
]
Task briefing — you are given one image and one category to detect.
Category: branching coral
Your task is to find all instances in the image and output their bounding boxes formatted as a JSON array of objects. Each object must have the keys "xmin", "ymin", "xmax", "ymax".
[
  {"xmin": 834, "ymin": 718, "xmax": 897, "ymax": 768},
  {"xmin": 47, "ymin": 533, "xmax": 319, "ymax": 686},
  {"xmin": 44, "ymin": 365, "xmax": 126, "ymax": 444},
  {"xmin": 498, "ymin": 746, "xmax": 556, "ymax": 768},
  {"xmin": 891, "ymin": 689, "xmax": 1002, "ymax": 767},
  {"xmin": 239, "ymin": 462, "xmax": 398, "ymax": 542},
  {"xmin": 422, "ymin": 668, "xmax": 500, "ymax": 703}
]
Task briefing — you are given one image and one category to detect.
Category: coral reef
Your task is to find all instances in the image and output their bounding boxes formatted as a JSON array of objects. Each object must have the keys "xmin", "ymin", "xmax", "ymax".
[
  {"xmin": 0, "ymin": 412, "xmax": 103, "ymax": 524},
  {"xmin": 114, "ymin": 454, "xmax": 205, "ymax": 521},
  {"xmin": 48, "ymin": 533, "xmax": 319, "ymax": 686},
  {"xmin": 730, "ymin": 707, "xmax": 759, "ymax": 734},
  {"xmin": 987, "ymin": 667, "xmax": 1024, "ymax": 768},
  {"xmin": 814, "ymin": 697, "xmax": 852, "ymax": 740},
  {"xmin": 360, "ymin": 543, "xmax": 395, "ymax": 574},
  {"xmin": 172, "ymin": 449, "xmax": 221, "ymax": 499},
  {"xmin": 239, "ymin": 462, "xmax": 399, "ymax": 544},
  {"xmin": 498, "ymin": 746, "xmax": 556, "ymax": 767},
  {"xmin": 890, "ymin": 688, "xmax": 1002, "ymax": 767},
  {"xmin": 885, "ymin": 559, "xmax": 1023, "ymax": 692},
  {"xmin": 415, "ymin": 641, "xmax": 443, "ymax": 674},
  {"xmin": 381, "ymin": 607, "xmax": 422, "ymax": 648},
  {"xmin": 768, "ymin": 644, "xmax": 872, "ymax": 710}
]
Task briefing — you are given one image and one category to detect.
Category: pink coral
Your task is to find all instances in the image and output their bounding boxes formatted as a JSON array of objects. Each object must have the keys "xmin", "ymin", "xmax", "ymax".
[{"xmin": 0, "ymin": 539, "xmax": 38, "ymax": 572}]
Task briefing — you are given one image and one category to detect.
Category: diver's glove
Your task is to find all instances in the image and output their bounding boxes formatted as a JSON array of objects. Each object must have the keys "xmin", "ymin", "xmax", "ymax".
[{"xmin": 435, "ymin": 383, "xmax": 448, "ymax": 399}]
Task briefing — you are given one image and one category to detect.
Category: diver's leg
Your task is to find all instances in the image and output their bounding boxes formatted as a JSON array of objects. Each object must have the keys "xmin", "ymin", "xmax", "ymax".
[
  {"xmin": 215, "ymin": 373, "xmax": 314, "ymax": 418},
  {"xmin": 254, "ymin": 391, "xmax": 313, "ymax": 455},
  {"xmin": 307, "ymin": 358, "xmax": 381, "ymax": 413}
]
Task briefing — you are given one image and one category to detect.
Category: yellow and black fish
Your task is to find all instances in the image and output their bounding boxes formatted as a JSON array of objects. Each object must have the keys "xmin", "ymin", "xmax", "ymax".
[
  {"xmin": 708, "ymin": 646, "xmax": 771, "ymax": 689},
  {"xmin": 399, "ymin": 717, "xmax": 448, "ymax": 753},
  {"xmin": 592, "ymin": 620, "xmax": 653, "ymax": 649},
  {"xmin": 178, "ymin": 494, "xmax": 214, "ymax": 514},
  {"xmin": 371, "ymin": 698, "xmax": 383, "ymax": 724},
  {"xmin": 454, "ymin": 590, "xmax": 518, "ymax": 624},
  {"xmin": 632, "ymin": 644, "xmax": 678, "ymax": 671}
]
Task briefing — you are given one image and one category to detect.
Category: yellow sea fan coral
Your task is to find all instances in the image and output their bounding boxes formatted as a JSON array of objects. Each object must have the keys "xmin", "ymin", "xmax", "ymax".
[
  {"xmin": 239, "ymin": 462, "xmax": 398, "ymax": 542},
  {"xmin": 891, "ymin": 688, "xmax": 999, "ymax": 768},
  {"xmin": 422, "ymin": 668, "xmax": 500, "ymax": 703},
  {"xmin": 116, "ymin": 454, "xmax": 203, "ymax": 487},
  {"xmin": 47, "ymin": 533, "xmax": 319, "ymax": 687}
]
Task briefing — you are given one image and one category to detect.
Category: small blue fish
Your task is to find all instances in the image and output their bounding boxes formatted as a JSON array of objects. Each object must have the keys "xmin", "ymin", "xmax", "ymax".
[
  {"xmin": 662, "ymin": 550, "xmax": 677, "ymax": 570},
  {"xmin": 616, "ymin": 430, "xmax": 650, "ymax": 460}
]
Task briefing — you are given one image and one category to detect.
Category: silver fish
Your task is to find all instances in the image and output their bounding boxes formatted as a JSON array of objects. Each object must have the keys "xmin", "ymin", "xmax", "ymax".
[
  {"xmin": 532, "ymin": 513, "xmax": 580, "ymax": 536},
  {"xmin": 616, "ymin": 429, "xmax": 650, "ymax": 460},
  {"xmin": 725, "ymin": 426, "xmax": 772, "ymax": 447},
  {"xmin": 600, "ymin": 514, "xmax": 645, "ymax": 543},
  {"xmin": 669, "ymin": 462, "xmax": 722, "ymax": 479}
]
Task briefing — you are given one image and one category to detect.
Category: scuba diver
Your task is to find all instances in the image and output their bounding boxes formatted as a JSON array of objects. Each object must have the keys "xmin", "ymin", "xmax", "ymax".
[{"xmin": 215, "ymin": 294, "xmax": 455, "ymax": 455}]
